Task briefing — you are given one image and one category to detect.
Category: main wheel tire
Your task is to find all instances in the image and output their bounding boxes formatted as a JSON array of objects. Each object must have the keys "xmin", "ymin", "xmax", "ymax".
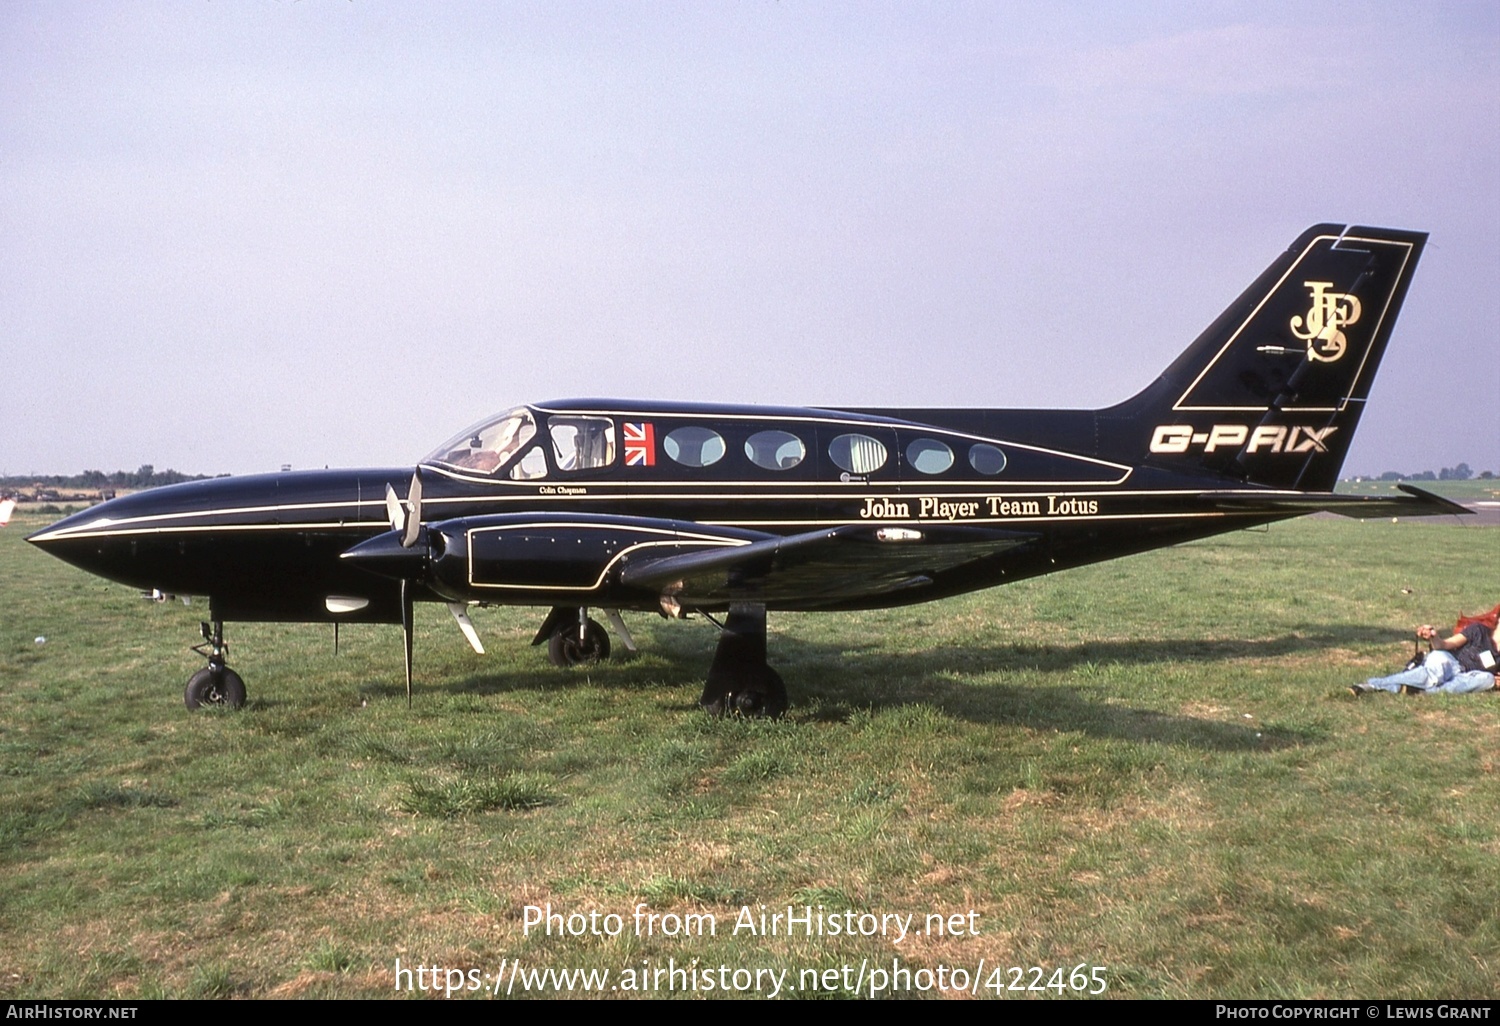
[
  {"xmin": 184, "ymin": 667, "xmax": 247, "ymax": 710},
  {"xmin": 702, "ymin": 666, "xmax": 788, "ymax": 719},
  {"xmin": 547, "ymin": 619, "xmax": 611, "ymax": 667}
]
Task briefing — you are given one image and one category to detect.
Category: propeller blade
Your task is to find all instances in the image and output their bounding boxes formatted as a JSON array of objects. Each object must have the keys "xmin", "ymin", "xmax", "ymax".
[
  {"xmin": 384, "ymin": 483, "xmax": 406, "ymax": 536},
  {"xmin": 401, "ymin": 471, "xmax": 423, "ymax": 548},
  {"xmin": 448, "ymin": 602, "xmax": 486, "ymax": 654},
  {"xmin": 400, "ymin": 579, "xmax": 414, "ymax": 708}
]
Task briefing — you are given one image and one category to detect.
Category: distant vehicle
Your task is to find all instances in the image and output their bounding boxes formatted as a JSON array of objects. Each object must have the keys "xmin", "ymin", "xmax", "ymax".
[{"xmin": 29, "ymin": 224, "xmax": 1464, "ymax": 715}]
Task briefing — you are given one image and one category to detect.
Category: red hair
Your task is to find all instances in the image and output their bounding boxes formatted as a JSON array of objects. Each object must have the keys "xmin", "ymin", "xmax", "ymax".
[{"xmin": 1455, "ymin": 603, "xmax": 1500, "ymax": 633}]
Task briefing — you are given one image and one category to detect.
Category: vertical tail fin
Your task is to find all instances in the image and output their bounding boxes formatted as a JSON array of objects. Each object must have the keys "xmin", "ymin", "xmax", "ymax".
[{"xmin": 1102, "ymin": 224, "xmax": 1427, "ymax": 490}]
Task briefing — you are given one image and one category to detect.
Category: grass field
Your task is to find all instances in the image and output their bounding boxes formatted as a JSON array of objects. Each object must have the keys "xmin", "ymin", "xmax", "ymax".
[{"xmin": 1, "ymin": 512, "xmax": 1496, "ymax": 999}]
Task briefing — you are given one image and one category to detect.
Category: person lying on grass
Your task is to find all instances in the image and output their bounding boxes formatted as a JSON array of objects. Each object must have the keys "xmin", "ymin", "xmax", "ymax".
[{"xmin": 1351, "ymin": 618, "xmax": 1498, "ymax": 696}]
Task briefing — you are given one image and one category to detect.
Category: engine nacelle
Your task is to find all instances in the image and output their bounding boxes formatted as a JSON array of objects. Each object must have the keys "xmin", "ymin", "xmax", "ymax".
[{"xmin": 344, "ymin": 512, "xmax": 764, "ymax": 604}]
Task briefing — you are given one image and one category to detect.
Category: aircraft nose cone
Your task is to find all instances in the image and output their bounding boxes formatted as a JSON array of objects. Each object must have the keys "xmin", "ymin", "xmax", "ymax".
[
  {"xmin": 341, "ymin": 530, "xmax": 428, "ymax": 580},
  {"xmin": 25, "ymin": 503, "xmax": 104, "ymax": 547},
  {"xmin": 25, "ymin": 500, "xmax": 132, "ymax": 577}
]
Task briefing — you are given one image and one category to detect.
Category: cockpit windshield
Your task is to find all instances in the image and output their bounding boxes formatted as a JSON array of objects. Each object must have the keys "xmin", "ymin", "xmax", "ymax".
[{"xmin": 422, "ymin": 407, "xmax": 538, "ymax": 475}]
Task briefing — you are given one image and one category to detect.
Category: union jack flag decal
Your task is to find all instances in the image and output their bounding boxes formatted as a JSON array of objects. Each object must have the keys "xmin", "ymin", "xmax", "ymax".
[{"xmin": 623, "ymin": 422, "xmax": 655, "ymax": 467}]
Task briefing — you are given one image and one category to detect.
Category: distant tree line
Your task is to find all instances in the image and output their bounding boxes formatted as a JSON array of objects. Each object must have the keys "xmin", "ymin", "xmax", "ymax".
[
  {"xmin": 1, "ymin": 465, "xmax": 223, "ymax": 490},
  {"xmin": 1364, "ymin": 463, "xmax": 1495, "ymax": 481}
]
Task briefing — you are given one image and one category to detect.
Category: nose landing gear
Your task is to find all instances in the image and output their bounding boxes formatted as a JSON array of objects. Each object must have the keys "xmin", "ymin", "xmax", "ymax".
[
  {"xmin": 184, "ymin": 620, "xmax": 246, "ymax": 710},
  {"xmin": 546, "ymin": 608, "xmax": 612, "ymax": 667}
]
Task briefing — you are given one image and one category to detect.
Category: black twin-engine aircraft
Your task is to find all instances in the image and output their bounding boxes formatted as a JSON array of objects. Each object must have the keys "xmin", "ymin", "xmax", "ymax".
[{"xmin": 29, "ymin": 224, "xmax": 1466, "ymax": 715}]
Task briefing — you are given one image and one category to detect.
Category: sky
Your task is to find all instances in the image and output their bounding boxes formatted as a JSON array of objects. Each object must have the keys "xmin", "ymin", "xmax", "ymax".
[{"xmin": 2, "ymin": 2, "xmax": 1496, "ymax": 479}]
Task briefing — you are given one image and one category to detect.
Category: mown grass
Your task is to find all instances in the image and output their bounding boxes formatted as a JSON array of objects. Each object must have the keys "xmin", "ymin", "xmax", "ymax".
[{"xmin": 0, "ymin": 512, "xmax": 1495, "ymax": 999}]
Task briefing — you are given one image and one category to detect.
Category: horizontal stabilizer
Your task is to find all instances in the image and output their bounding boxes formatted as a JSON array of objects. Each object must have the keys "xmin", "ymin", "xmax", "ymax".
[{"xmin": 1199, "ymin": 484, "xmax": 1470, "ymax": 520}]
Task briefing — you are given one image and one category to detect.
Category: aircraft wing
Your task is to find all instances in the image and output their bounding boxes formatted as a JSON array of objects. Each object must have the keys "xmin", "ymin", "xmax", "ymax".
[
  {"xmin": 620, "ymin": 523, "xmax": 1038, "ymax": 607},
  {"xmin": 1199, "ymin": 484, "xmax": 1471, "ymax": 519}
]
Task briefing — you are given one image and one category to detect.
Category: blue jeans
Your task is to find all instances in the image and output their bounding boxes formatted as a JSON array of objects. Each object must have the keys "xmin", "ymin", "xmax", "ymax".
[
  {"xmin": 1363, "ymin": 651, "xmax": 1496, "ymax": 693},
  {"xmin": 1431, "ymin": 670, "xmax": 1498, "ymax": 694},
  {"xmin": 1364, "ymin": 651, "xmax": 1458, "ymax": 692}
]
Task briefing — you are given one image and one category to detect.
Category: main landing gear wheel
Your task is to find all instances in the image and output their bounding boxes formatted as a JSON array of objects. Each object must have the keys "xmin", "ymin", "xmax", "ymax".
[
  {"xmin": 547, "ymin": 618, "xmax": 611, "ymax": 667},
  {"xmin": 705, "ymin": 665, "xmax": 788, "ymax": 719},
  {"xmin": 184, "ymin": 667, "xmax": 246, "ymax": 710},
  {"xmin": 700, "ymin": 603, "xmax": 788, "ymax": 718}
]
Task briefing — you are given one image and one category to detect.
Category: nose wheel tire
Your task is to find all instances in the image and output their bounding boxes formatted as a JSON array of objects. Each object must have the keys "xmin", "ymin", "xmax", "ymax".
[
  {"xmin": 185, "ymin": 667, "xmax": 247, "ymax": 710},
  {"xmin": 547, "ymin": 619, "xmax": 611, "ymax": 667}
]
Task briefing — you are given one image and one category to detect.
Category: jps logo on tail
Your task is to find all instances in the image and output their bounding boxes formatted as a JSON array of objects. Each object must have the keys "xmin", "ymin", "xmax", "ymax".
[
  {"xmin": 1150, "ymin": 424, "xmax": 1337, "ymax": 455},
  {"xmin": 1290, "ymin": 281, "xmax": 1361, "ymax": 362}
]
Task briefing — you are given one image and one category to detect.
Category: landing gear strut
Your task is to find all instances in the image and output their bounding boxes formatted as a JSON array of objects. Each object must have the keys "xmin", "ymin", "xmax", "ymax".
[
  {"xmin": 542, "ymin": 607, "xmax": 612, "ymax": 667},
  {"xmin": 185, "ymin": 620, "xmax": 246, "ymax": 710},
  {"xmin": 700, "ymin": 603, "xmax": 787, "ymax": 718}
]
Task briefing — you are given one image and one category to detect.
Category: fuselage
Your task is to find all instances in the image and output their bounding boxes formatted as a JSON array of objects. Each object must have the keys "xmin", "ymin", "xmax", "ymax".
[{"xmin": 28, "ymin": 398, "xmax": 1283, "ymax": 623}]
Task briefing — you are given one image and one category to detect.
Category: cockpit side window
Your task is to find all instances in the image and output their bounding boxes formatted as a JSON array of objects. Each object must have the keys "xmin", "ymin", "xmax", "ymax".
[
  {"xmin": 549, "ymin": 416, "xmax": 616, "ymax": 471},
  {"xmin": 424, "ymin": 408, "xmax": 537, "ymax": 475},
  {"xmin": 509, "ymin": 446, "xmax": 548, "ymax": 481}
]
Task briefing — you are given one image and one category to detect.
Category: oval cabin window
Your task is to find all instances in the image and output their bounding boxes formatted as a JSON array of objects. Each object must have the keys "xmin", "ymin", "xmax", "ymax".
[
  {"xmin": 663, "ymin": 426, "xmax": 727, "ymax": 468},
  {"xmin": 905, "ymin": 438, "xmax": 954, "ymax": 475},
  {"xmin": 968, "ymin": 443, "xmax": 1008, "ymax": 475},
  {"xmin": 744, "ymin": 430, "xmax": 806, "ymax": 470},
  {"xmin": 828, "ymin": 433, "xmax": 888, "ymax": 475}
]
